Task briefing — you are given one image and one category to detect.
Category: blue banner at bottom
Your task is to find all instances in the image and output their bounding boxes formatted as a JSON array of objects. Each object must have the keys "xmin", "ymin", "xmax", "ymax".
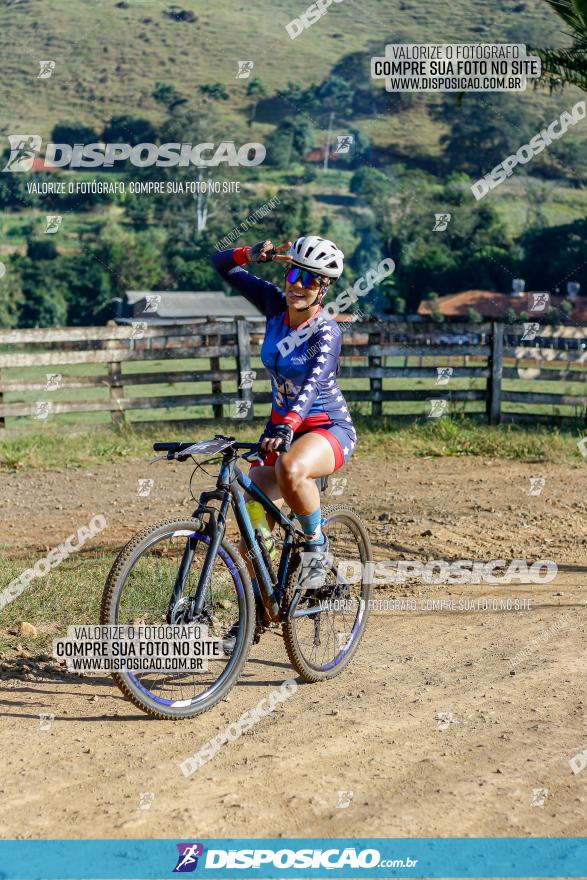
[{"xmin": 0, "ymin": 838, "xmax": 586, "ymax": 879}]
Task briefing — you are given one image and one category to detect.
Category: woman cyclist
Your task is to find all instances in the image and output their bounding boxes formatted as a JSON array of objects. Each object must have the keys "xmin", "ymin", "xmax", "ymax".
[{"xmin": 212, "ymin": 235, "xmax": 356, "ymax": 596}]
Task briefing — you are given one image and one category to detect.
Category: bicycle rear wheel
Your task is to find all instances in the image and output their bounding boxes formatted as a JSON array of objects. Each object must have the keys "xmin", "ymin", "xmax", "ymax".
[
  {"xmin": 100, "ymin": 518, "xmax": 255, "ymax": 719},
  {"xmin": 282, "ymin": 505, "xmax": 372, "ymax": 682}
]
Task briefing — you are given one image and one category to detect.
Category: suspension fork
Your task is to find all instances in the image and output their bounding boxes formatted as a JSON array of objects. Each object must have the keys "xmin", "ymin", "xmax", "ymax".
[{"xmin": 189, "ymin": 490, "xmax": 231, "ymax": 618}]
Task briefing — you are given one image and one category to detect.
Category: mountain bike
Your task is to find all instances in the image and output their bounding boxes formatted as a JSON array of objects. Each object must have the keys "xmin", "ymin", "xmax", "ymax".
[{"xmin": 100, "ymin": 435, "xmax": 372, "ymax": 719}]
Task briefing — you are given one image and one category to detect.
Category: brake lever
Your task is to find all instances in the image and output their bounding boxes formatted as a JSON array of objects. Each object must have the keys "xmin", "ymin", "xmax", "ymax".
[{"xmin": 148, "ymin": 453, "xmax": 169, "ymax": 464}]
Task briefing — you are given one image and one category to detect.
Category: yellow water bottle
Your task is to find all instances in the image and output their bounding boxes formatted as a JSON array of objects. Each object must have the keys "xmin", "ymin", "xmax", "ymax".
[{"xmin": 246, "ymin": 500, "xmax": 277, "ymax": 561}]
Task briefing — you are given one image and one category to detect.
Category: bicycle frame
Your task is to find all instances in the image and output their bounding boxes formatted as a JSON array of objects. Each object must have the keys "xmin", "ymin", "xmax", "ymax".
[{"xmin": 186, "ymin": 447, "xmax": 300, "ymax": 624}]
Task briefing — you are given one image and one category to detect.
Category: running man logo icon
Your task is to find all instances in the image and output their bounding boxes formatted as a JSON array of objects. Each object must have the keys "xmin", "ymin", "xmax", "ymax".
[
  {"xmin": 35, "ymin": 401, "xmax": 53, "ymax": 421},
  {"xmin": 173, "ymin": 843, "xmax": 204, "ymax": 873},
  {"xmin": 528, "ymin": 476, "xmax": 545, "ymax": 497},
  {"xmin": 529, "ymin": 292, "xmax": 550, "ymax": 313},
  {"xmin": 137, "ymin": 478, "xmax": 155, "ymax": 497},
  {"xmin": 435, "ymin": 366, "xmax": 453, "ymax": 386},
  {"xmin": 239, "ymin": 369, "xmax": 256, "ymax": 389},
  {"xmin": 45, "ymin": 215, "xmax": 62, "ymax": 234},
  {"xmin": 428, "ymin": 398, "xmax": 448, "ymax": 419},
  {"xmin": 433, "ymin": 212, "xmax": 451, "ymax": 232},
  {"xmin": 531, "ymin": 788, "xmax": 548, "ymax": 807},
  {"xmin": 521, "ymin": 322, "xmax": 540, "ymax": 342},
  {"xmin": 334, "ymin": 134, "xmax": 354, "ymax": 154},
  {"xmin": 38, "ymin": 60, "xmax": 56, "ymax": 79},
  {"xmin": 38, "ymin": 713, "xmax": 55, "ymax": 731},
  {"xmin": 2, "ymin": 135, "xmax": 42, "ymax": 173},
  {"xmin": 130, "ymin": 321, "xmax": 148, "ymax": 340},
  {"xmin": 236, "ymin": 60, "xmax": 254, "ymax": 79},
  {"xmin": 336, "ymin": 790, "xmax": 354, "ymax": 809},
  {"xmin": 45, "ymin": 373, "xmax": 63, "ymax": 391},
  {"xmin": 231, "ymin": 399, "xmax": 252, "ymax": 419},
  {"xmin": 143, "ymin": 294, "xmax": 161, "ymax": 313}
]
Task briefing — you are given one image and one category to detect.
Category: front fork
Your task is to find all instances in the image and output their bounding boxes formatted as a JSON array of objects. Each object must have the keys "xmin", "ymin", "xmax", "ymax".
[{"xmin": 165, "ymin": 490, "xmax": 231, "ymax": 623}]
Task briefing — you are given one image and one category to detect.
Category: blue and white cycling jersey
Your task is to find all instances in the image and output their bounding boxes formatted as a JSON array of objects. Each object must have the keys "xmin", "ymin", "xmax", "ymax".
[{"xmin": 212, "ymin": 247, "xmax": 356, "ymax": 465}]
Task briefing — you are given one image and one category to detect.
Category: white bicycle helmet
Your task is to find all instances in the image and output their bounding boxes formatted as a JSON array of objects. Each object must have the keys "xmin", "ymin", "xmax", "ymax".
[{"xmin": 289, "ymin": 235, "xmax": 344, "ymax": 279}]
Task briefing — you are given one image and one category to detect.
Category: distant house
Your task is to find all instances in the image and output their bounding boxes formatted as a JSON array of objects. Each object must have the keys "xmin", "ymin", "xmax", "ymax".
[
  {"xmin": 116, "ymin": 290, "xmax": 263, "ymax": 324},
  {"xmin": 418, "ymin": 288, "xmax": 587, "ymax": 324}
]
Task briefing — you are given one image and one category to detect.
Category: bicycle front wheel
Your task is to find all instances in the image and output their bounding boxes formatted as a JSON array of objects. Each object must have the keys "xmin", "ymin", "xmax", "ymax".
[
  {"xmin": 282, "ymin": 505, "xmax": 372, "ymax": 682},
  {"xmin": 100, "ymin": 519, "xmax": 255, "ymax": 719}
]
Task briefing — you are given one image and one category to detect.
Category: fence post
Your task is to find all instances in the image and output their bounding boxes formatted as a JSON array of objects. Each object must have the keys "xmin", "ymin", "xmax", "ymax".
[
  {"xmin": 0, "ymin": 369, "xmax": 5, "ymax": 432},
  {"xmin": 105, "ymin": 337, "xmax": 125, "ymax": 428},
  {"xmin": 487, "ymin": 321, "xmax": 504, "ymax": 424},
  {"xmin": 208, "ymin": 317, "xmax": 223, "ymax": 419},
  {"xmin": 368, "ymin": 323, "xmax": 383, "ymax": 417},
  {"xmin": 236, "ymin": 317, "xmax": 254, "ymax": 420}
]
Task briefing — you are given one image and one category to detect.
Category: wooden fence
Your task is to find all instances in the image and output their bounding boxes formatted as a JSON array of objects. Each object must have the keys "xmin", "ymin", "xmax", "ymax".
[{"xmin": 0, "ymin": 319, "xmax": 585, "ymax": 430}]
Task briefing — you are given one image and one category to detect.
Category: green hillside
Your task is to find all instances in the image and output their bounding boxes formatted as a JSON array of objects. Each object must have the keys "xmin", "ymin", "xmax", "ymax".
[{"xmin": 0, "ymin": 0, "xmax": 576, "ymax": 144}]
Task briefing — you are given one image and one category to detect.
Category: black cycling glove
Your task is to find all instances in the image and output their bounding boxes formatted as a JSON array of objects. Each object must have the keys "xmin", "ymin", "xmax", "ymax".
[
  {"xmin": 248, "ymin": 240, "xmax": 277, "ymax": 263},
  {"xmin": 261, "ymin": 423, "xmax": 294, "ymax": 452}
]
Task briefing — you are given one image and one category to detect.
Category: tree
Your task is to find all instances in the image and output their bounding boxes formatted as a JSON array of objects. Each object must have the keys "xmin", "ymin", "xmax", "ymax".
[
  {"xmin": 247, "ymin": 78, "xmax": 266, "ymax": 125},
  {"xmin": 439, "ymin": 95, "xmax": 538, "ymax": 176},
  {"xmin": 266, "ymin": 118, "xmax": 315, "ymax": 168},
  {"xmin": 102, "ymin": 115, "xmax": 157, "ymax": 143},
  {"xmin": 534, "ymin": 0, "xmax": 587, "ymax": 90},
  {"xmin": 153, "ymin": 81, "xmax": 187, "ymax": 112},
  {"xmin": 467, "ymin": 307, "xmax": 483, "ymax": 323},
  {"xmin": 0, "ymin": 263, "xmax": 24, "ymax": 328},
  {"xmin": 199, "ymin": 83, "xmax": 230, "ymax": 101},
  {"xmin": 52, "ymin": 122, "xmax": 99, "ymax": 143}
]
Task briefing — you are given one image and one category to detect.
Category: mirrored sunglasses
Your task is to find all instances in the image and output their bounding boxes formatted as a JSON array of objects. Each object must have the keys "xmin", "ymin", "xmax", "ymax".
[{"xmin": 285, "ymin": 265, "xmax": 323, "ymax": 289}]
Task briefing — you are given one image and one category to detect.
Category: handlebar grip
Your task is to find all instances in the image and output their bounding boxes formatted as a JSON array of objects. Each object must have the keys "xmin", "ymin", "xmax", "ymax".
[{"xmin": 153, "ymin": 442, "xmax": 178, "ymax": 451}]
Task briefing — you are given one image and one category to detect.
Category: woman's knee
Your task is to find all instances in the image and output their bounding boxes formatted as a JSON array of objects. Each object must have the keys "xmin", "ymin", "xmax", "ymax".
[{"xmin": 275, "ymin": 451, "xmax": 305, "ymax": 488}]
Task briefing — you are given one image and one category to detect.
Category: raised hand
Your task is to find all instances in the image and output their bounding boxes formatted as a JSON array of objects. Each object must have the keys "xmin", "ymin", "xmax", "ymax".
[{"xmin": 247, "ymin": 240, "xmax": 292, "ymax": 263}]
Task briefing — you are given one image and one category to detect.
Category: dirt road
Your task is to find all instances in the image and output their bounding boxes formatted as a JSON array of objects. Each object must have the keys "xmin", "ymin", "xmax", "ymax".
[{"xmin": 1, "ymin": 453, "xmax": 586, "ymax": 839}]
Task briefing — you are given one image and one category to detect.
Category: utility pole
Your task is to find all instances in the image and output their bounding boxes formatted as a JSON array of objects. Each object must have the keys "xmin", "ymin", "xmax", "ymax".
[{"xmin": 323, "ymin": 111, "xmax": 334, "ymax": 173}]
